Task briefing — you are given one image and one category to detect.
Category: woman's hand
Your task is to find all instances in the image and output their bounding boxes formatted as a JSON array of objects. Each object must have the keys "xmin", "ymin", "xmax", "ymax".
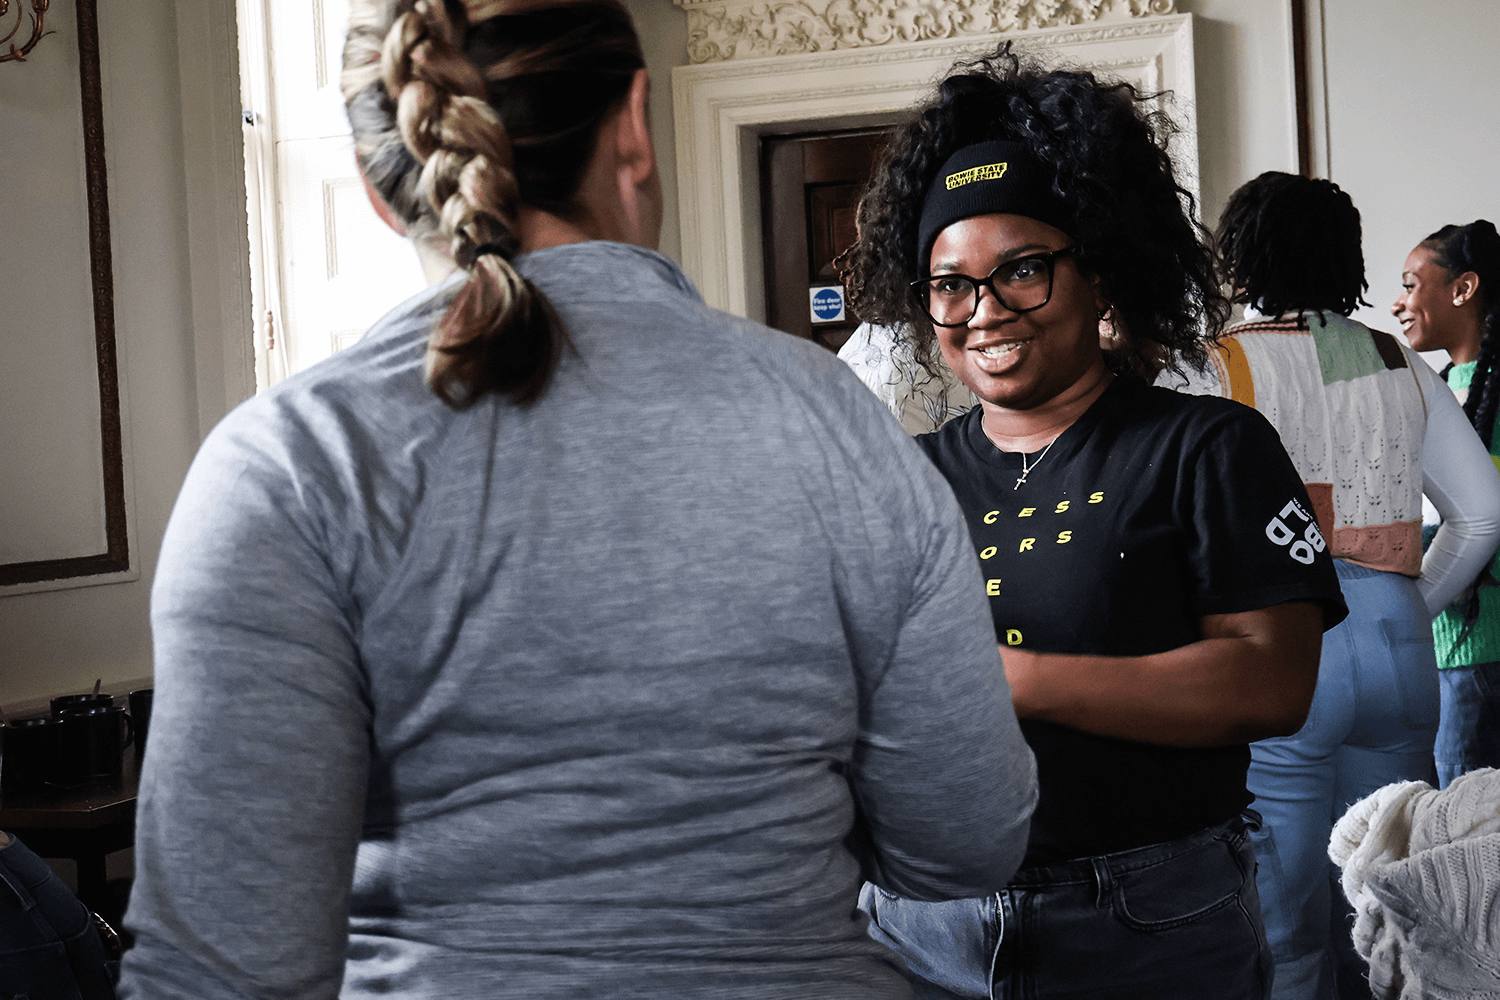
[{"xmin": 997, "ymin": 645, "xmax": 1044, "ymax": 717}]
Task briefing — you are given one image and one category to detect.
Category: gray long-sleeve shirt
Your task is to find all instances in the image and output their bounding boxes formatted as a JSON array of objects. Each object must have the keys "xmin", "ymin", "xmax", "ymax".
[{"xmin": 120, "ymin": 242, "xmax": 1037, "ymax": 999}]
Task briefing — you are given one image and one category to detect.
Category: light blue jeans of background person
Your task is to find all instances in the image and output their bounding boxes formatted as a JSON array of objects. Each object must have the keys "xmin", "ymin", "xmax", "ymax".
[
  {"xmin": 1435, "ymin": 660, "xmax": 1500, "ymax": 788},
  {"xmin": 1248, "ymin": 560, "xmax": 1439, "ymax": 1000},
  {"xmin": 860, "ymin": 814, "xmax": 1270, "ymax": 1000}
]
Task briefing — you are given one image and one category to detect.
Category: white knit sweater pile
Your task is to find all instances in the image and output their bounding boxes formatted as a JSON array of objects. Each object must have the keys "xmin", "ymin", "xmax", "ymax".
[{"xmin": 1328, "ymin": 768, "xmax": 1500, "ymax": 999}]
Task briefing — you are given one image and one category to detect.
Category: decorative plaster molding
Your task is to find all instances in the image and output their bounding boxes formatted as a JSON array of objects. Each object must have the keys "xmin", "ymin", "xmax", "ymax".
[
  {"xmin": 673, "ymin": 0, "xmax": 1176, "ymax": 63},
  {"xmin": 678, "ymin": 17, "xmax": 1190, "ymax": 84}
]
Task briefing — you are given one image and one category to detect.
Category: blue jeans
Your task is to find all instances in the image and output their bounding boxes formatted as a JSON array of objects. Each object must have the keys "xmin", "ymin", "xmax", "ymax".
[
  {"xmin": 0, "ymin": 833, "xmax": 119, "ymax": 999},
  {"xmin": 1248, "ymin": 560, "xmax": 1439, "ymax": 1000},
  {"xmin": 1436, "ymin": 660, "xmax": 1500, "ymax": 788},
  {"xmin": 860, "ymin": 813, "xmax": 1270, "ymax": 1000}
]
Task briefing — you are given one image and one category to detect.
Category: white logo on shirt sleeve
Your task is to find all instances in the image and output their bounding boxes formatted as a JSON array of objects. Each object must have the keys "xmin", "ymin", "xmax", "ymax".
[{"xmin": 1266, "ymin": 499, "xmax": 1326, "ymax": 566}]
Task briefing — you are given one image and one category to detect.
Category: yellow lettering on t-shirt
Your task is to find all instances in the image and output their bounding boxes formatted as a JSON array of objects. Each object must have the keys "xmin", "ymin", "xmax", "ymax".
[
  {"xmin": 1054, "ymin": 501, "xmax": 1070, "ymax": 513},
  {"xmin": 1006, "ymin": 629, "xmax": 1023, "ymax": 646},
  {"xmin": 1019, "ymin": 507, "xmax": 1036, "ymax": 517},
  {"xmin": 1057, "ymin": 530, "xmax": 1072, "ymax": 544},
  {"xmin": 986, "ymin": 579, "xmax": 1002, "ymax": 596},
  {"xmin": 1019, "ymin": 538, "xmax": 1035, "ymax": 552},
  {"xmin": 983, "ymin": 510, "xmax": 1000, "ymax": 524},
  {"xmin": 1089, "ymin": 491, "xmax": 1105, "ymax": 504},
  {"xmin": 979, "ymin": 546, "xmax": 998, "ymax": 560}
]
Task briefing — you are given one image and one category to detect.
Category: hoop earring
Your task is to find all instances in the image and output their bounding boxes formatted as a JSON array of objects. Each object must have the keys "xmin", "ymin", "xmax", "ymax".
[{"xmin": 1098, "ymin": 306, "xmax": 1120, "ymax": 342}]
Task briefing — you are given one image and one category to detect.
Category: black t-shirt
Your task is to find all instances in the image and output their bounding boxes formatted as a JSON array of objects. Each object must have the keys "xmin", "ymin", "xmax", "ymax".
[{"xmin": 918, "ymin": 376, "xmax": 1347, "ymax": 864}]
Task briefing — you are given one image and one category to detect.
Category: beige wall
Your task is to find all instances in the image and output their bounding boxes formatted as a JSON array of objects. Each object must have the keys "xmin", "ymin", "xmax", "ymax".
[
  {"xmin": 1176, "ymin": 0, "xmax": 1300, "ymax": 224},
  {"xmin": 1321, "ymin": 0, "xmax": 1499, "ymax": 338},
  {"xmin": 627, "ymin": 0, "xmax": 691, "ymax": 264},
  {"xmin": 0, "ymin": 1, "xmax": 246, "ymax": 706}
]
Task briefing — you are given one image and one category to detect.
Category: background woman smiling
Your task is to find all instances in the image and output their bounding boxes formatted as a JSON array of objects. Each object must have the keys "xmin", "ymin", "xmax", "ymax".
[
  {"xmin": 1394, "ymin": 220, "xmax": 1500, "ymax": 788},
  {"xmin": 843, "ymin": 44, "xmax": 1349, "ymax": 999}
]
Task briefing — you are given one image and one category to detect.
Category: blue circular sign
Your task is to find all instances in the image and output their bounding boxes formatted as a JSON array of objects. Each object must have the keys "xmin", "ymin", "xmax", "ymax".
[{"xmin": 812, "ymin": 287, "xmax": 844, "ymax": 321}]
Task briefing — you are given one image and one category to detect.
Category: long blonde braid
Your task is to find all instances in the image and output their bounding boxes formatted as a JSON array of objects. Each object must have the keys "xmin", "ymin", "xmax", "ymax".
[{"xmin": 343, "ymin": 0, "xmax": 642, "ymax": 407}]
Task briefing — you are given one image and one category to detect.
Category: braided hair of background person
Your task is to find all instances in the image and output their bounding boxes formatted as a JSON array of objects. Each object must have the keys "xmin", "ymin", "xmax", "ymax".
[
  {"xmin": 341, "ymin": 0, "xmax": 643, "ymax": 408},
  {"xmin": 1424, "ymin": 221, "xmax": 1500, "ymax": 640}
]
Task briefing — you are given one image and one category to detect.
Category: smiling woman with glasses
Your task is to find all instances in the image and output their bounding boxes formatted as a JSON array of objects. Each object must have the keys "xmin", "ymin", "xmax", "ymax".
[{"xmin": 840, "ymin": 42, "xmax": 1350, "ymax": 1000}]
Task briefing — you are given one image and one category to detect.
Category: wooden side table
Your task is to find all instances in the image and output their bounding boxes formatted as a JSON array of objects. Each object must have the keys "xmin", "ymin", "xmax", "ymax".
[{"xmin": 0, "ymin": 749, "xmax": 138, "ymax": 913}]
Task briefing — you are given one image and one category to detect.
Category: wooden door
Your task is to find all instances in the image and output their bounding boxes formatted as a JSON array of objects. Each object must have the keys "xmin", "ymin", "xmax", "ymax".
[{"xmin": 760, "ymin": 129, "xmax": 890, "ymax": 352}]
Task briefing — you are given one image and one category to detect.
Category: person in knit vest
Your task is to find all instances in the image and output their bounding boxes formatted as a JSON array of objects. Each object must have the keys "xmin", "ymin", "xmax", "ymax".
[{"xmin": 1173, "ymin": 173, "xmax": 1500, "ymax": 1000}]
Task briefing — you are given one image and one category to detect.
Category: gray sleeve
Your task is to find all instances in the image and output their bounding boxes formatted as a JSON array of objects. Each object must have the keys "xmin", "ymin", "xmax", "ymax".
[
  {"xmin": 119, "ymin": 420, "xmax": 368, "ymax": 1000},
  {"xmin": 847, "ymin": 459, "xmax": 1038, "ymax": 902}
]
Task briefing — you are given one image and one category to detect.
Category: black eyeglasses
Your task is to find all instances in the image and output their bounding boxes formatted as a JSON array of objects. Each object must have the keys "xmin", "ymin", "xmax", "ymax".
[{"xmin": 910, "ymin": 246, "xmax": 1078, "ymax": 327}]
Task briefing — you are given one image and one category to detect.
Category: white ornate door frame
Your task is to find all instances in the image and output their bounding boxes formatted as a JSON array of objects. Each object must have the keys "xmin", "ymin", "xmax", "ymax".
[{"xmin": 671, "ymin": 11, "xmax": 1197, "ymax": 321}]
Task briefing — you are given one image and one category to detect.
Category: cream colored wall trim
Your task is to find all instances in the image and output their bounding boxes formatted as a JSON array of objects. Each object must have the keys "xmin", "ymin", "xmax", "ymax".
[
  {"xmin": 1301, "ymin": 0, "xmax": 1330, "ymax": 179},
  {"xmin": 675, "ymin": 0, "xmax": 1176, "ymax": 64},
  {"xmin": 673, "ymin": 13, "xmax": 1196, "ymax": 320},
  {"xmin": 177, "ymin": 2, "xmax": 256, "ymax": 437}
]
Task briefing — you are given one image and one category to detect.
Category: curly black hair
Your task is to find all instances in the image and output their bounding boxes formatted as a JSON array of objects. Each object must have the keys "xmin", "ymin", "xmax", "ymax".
[
  {"xmin": 1216, "ymin": 171, "xmax": 1370, "ymax": 317},
  {"xmin": 842, "ymin": 42, "xmax": 1228, "ymax": 379}
]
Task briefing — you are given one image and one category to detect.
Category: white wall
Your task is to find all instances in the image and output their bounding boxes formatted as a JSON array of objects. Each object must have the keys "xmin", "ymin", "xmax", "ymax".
[
  {"xmin": 1319, "ymin": 0, "xmax": 1500, "ymax": 339},
  {"xmin": 0, "ymin": 1, "xmax": 246, "ymax": 707},
  {"xmin": 1175, "ymin": 0, "xmax": 1300, "ymax": 225},
  {"xmin": 626, "ymin": 0, "xmax": 691, "ymax": 264}
]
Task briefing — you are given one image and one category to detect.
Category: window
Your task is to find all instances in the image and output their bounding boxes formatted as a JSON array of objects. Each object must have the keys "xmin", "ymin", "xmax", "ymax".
[{"xmin": 237, "ymin": 0, "xmax": 429, "ymax": 389}]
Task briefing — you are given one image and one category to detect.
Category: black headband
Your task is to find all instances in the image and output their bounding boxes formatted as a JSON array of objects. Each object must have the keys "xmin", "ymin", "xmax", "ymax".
[{"xmin": 915, "ymin": 140, "xmax": 1076, "ymax": 274}]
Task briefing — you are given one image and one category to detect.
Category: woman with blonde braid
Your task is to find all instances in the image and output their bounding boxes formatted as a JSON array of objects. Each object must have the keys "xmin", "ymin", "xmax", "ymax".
[
  {"xmin": 117, "ymin": 2, "xmax": 1037, "ymax": 997},
  {"xmin": 1394, "ymin": 220, "xmax": 1500, "ymax": 786}
]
